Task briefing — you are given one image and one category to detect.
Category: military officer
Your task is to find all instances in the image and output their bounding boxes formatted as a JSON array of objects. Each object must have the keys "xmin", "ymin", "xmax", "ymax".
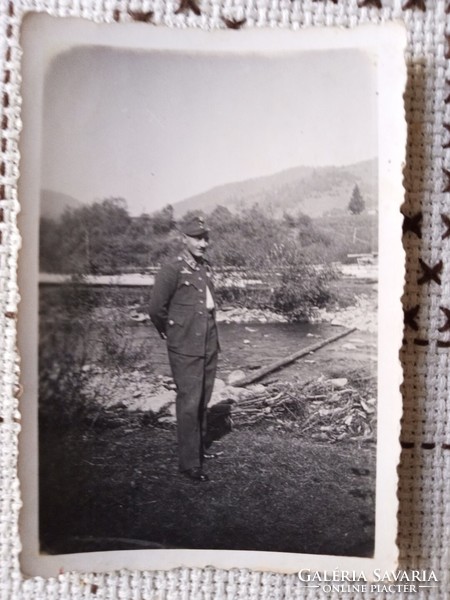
[{"xmin": 149, "ymin": 215, "xmax": 220, "ymax": 482}]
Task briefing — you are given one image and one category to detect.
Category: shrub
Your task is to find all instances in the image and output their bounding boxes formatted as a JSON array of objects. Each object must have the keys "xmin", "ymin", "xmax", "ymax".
[
  {"xmin": 271, "ymin": 265, "xmax": 337, "ymax": 321},
  {"xmin": 39, "ymin": 321, "xmax": 94, "ymax": 428},
  {"xmin": 215, "ymin": 284, "xmax": 273, "ymax": 310},
  {"xmin": 39, "ymin": 284, "xmax": 151, "ymax": 429},
  {"xmin": 53, "ymin": 276, "xmax": 100, "ymax": 317}
]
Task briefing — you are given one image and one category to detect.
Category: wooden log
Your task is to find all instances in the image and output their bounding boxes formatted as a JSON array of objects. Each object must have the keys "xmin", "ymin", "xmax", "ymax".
[{"xmin": 232, "ymin": 327, "xmax": 357, "ymax": 387}]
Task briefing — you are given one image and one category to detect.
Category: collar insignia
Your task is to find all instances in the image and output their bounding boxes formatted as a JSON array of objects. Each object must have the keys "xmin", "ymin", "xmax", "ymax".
[{"xmin": 180, "ymin": 250, "xmax": 197, "ymax": 270}]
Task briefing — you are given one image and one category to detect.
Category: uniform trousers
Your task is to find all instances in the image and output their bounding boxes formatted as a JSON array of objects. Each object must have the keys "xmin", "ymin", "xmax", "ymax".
[{"xmin": 168, "ymin": 312, "xmax": 219, "ymax": 472}]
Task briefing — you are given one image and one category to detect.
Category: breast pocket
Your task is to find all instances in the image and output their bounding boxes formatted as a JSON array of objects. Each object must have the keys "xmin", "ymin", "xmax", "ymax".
[{"xmin": 172, "ymin": 280, "xmax": 200, "ymax": 306}]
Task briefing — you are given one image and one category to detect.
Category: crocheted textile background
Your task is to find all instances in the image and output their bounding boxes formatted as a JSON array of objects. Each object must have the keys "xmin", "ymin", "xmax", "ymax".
[{"xmin": 0, "ymin": 0, "xmax": 448, "ymax": 598}]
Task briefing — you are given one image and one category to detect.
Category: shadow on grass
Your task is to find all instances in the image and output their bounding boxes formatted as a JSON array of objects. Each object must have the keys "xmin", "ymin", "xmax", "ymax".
[
  {"xmin": 39, "ymin": 416, "xmax": 375, "ymax": 558},
  {"xmin": 205, "ymin": 401, "xmax": 232, "ymax": 447}
]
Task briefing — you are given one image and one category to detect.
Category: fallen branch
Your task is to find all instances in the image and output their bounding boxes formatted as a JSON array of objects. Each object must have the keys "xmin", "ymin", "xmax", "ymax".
[{"xmin": 232, "ymin": 327, "xmax": 357, "ymax": 387}]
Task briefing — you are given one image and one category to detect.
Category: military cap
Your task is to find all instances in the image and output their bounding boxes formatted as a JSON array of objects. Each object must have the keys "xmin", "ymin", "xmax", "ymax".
[{"xmin": 180, "ymin": 215, "xmax": 209, "ymax": 237}]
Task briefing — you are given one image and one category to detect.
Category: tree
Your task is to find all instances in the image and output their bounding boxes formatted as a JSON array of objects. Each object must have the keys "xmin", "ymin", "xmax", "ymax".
[
  {"xmin": 209, "ymin": 205, "xmax": 235, "ymax": 233},
  {"xmin": 40, "ymin": 217, "xmax": 64, "ymax": 272},
  {"xmin": 151, "ymin": 204, "xmax": 175, "ymax": 235},
  {"xmin": 41, "ymin": 197, "xmax": 132, "ymax": 274},
  {"xmin": 348, "ymin": 184, "xmax": 365, "ymax": 215},
  {"xmin": 282, "ymin": 211, "xmax": 296, "ymax": 228}
]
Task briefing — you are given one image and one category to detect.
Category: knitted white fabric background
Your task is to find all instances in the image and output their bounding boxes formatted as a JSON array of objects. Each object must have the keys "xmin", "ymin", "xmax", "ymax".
[{"xmin": 0, "ymin": 0, "xmax": 449, "ymax": 598}]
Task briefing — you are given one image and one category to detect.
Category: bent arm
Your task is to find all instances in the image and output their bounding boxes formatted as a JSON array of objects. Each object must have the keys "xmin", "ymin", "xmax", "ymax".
[{"xmin": 149, "ymin": 264, "xmax": 178, "ymax": 338}]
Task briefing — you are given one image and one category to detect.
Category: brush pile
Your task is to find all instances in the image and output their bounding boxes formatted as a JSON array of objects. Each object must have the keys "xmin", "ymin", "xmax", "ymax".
[{"xmin": 228, "ymin": 372, "xmax": 376, "ymax": 444}]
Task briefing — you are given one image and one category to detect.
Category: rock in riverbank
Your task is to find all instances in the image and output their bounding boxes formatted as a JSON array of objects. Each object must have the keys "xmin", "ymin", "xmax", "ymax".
[
  {"xmin": 314, "ymin": 295, "xmax": 377, "ymax": 333},
  {"xmin": 216, "ymin": 307, "xmax": 287, "ymax": 324}
]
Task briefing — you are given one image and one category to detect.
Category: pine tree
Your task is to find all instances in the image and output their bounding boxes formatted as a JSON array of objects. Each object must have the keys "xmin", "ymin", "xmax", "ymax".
[{"xmin": 348, "ymin": 184, "xmax": 365, "ymax": 215}]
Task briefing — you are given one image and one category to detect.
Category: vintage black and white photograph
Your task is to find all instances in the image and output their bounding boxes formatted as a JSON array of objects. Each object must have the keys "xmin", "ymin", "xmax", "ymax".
[{"xmin": 18, "ymin": 17, "xmax": 405, "ymax": 576}]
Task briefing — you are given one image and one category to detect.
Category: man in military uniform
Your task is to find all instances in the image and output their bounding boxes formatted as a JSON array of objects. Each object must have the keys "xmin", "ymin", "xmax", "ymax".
[{"xmin": 149, "ymin": 216, "xmax": 219, "ymax": 482}]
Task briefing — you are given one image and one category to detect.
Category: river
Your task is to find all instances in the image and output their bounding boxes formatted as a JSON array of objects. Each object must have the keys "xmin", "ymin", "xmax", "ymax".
[{"xmin": 126, "ymin": 319, "xmax": 376, "ymax": 384}]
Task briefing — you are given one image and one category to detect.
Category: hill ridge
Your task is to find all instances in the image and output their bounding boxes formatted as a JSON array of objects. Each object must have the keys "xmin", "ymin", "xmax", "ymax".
[{"xmin": 173, "ymin": 158, "xmax": 377, "ymax": 219}]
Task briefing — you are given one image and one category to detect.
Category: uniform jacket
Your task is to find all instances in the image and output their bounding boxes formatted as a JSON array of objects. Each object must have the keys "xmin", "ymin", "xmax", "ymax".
[{"xmin": 149, "ymin": 250, "xmax": 220, "ymax": 357}]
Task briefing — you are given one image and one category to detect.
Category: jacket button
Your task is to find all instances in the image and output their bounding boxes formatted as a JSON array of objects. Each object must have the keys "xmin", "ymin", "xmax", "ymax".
[
  {"xmin": 168, "ymin": 319, "xmax": 174, "ymax": 326},
  {"xmin": 199, "ymin": 289, "xmax": 203, "ymax": 292},
  {"xmin": 200, "ymin": 300, "xmax": 204, "ymax": 304}
]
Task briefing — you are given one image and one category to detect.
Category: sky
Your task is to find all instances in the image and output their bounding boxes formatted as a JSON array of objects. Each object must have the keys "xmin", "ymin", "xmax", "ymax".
[{"xmin": 41, "ymin": 45, "xmax": 378, "ymax": 216}]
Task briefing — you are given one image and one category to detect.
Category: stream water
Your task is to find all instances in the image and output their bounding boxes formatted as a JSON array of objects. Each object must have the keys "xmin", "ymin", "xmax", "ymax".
[
  {"xmin": 217, "ymin": 321, "xmax": 342, "ymax": 374},
  {"xmin": 126, "ymin": 319, "xmax": 374, "ymax": 383}
]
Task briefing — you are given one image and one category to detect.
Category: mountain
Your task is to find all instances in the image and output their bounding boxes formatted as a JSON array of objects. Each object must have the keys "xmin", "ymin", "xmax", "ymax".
[
  {"xmin": 41, "ymin": 189, "xmax": 82, "ymax": 220},
  {"xmin": 172, "ymin": 159, "xmax": 377, "ymax": 219}
]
